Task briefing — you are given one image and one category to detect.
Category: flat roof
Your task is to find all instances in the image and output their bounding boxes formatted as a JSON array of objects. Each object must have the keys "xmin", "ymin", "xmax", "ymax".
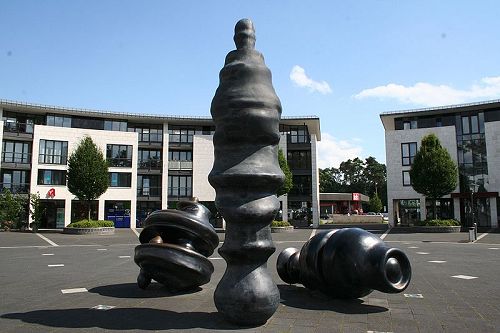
[{"xmin": 0, "ymin": 99, "xmax": 321, "ymax": 140}]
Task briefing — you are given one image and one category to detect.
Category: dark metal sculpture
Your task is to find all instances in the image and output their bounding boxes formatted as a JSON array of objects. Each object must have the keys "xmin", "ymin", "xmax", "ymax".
[
  {"xmin": 209, "ymin": 18, "xmax": 284, "ymax": 325},
  {"xmin": 134, "ymin": 198, "xmax": 219, "ymax": 291},
  {"xmin": 277, "ymin": 228, "xmax": 411, "ymax": 299}
]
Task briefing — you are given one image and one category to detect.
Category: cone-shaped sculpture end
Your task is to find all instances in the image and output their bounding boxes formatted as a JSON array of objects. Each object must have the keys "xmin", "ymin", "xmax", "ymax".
[
  {"xmin": 376, "ymin": 248, "xmax": 412, "ymax": 293},
  {"xmin": 277, "ymin": 247, "xmax": 300, "ymax": 284},
  {"xmin": 234, "ymin": 18, "xmax": 256, "ymax": 50}
]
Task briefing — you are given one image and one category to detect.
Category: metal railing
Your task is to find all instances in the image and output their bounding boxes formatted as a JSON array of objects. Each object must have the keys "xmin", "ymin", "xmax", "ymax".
[
  {"xmin": 168, "ymin": 160, "xmax": 193, "ymax": 170},
  {"xmin": 0, "ymin": 183, "xmax": 30, "ymax": 194},
  {"xmin": 107, "ymin": 158, "xmax": 133, "ymax": 168},
  {"xmin": 138, "ymin": 159, "xmax": 162, "ymax": 170},
  {"xmin": 1, "ymin": 152, "xmax": 31, "ymax": 164},
  {"xmin": 3, "ymin": 122, "xmax": 34, "ymax": 134},
  {"xmin": 137, "ymin": 186, "xmax": 162, "ymax": 197}
]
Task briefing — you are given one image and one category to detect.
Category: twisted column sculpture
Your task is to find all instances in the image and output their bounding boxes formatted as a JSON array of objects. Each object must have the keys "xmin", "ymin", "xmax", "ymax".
[
  {"xmin": 134, "ymin": 198, "xmax": 219, "ymax": 292},
  {"xmin": 277, "ymin": 228, "xmax": 412, "ymax": 299},
  {"xmin": 209, "ymin": 18, "xmax": 284, "ymax": 325}
]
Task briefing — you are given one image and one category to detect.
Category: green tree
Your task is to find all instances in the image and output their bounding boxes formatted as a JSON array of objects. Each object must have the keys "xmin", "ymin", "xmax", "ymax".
[
  {"xmin": 339, "ymin": 158, "xmax": 365, "ymax": 193},
  {"xmin": 277, "ymin": 148, "xmax": 293, "ymax": 197},
  {"xmin": 67, "ymin": 136, "xmax": 109, "ymax": 221},
  {"xmin": 368, "ymin": 193, "xmax": 383, "ymax": 213},
  {"xmin": 0, "ymin": 188, "xmax": 27, "ymax": 229},
  {"xmin": 410, "ymin": 134, "xmax": 458, "ymax": 219},
  {"xmin": 363, "ymin": 156, "xmax": 387, "ymax": 209},
  {"xmin": 319, "ymin": 167, "xmax": 344, "ymax": 193},
  {"xmin": 29, "ymin": 192, "xmax": 45, "ymax": 232}
]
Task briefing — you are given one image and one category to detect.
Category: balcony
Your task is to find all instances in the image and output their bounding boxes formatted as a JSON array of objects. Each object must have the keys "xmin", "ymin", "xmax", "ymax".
[
  {"xmin": 168, "ymin": 160, "xmax": 193, "ymax": 171},
  {"xmin": 1, "ymin": 152, "xmax": 31, "ymax": 168},
  {"xmin": 138, "ymin": 159, "xmax": 162, "ymax": 170},
  {"xmin": 3, "ymin": 122, "xmax": 34, "ymax": 138},
  {"xmin": 0, "ymin": 183, "xmax": 30, "ymax": 194},
  {"xmin": 137, "ymin": 186, "xmax": 162, "ymax": 198},
  {"xmin": 107, "ymin": 158, "xmax": 133, "ymax": 168}
]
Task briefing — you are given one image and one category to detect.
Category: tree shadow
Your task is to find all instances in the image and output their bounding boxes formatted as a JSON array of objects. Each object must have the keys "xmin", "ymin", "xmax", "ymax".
[
  {"xmin": 88, "ymin": 283, "xmax": 202, "ymax": 298},
  {"xmin": 278, "ymin": 284, "xmax": 388, "ymax": 314},
  {"xmin": 1, "ymin": 308, "xmax": 250, "ymax": 331}
]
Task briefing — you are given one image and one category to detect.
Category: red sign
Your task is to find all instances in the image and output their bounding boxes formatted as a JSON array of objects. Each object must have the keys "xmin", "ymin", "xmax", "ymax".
[
  {"xmin": 47, "ymin": 188, "xmax": 56, "ymax": 198},
  {"xmin": 352, "ymin": 193, "xmax": 360, "ymax": 201}
]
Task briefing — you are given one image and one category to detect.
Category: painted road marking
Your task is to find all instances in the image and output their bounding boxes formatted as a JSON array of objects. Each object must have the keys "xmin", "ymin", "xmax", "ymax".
[
  {"xmin": 404, "ymin": 293, "xmax": 423, "ymax": 298},
  {"xmin": 428, "ymin": 260, "xmax": 447, "ymax": 263},
  {"xmin": 380, "ymin": 227, "xmax": 392, "ymax": 240},
  {"xmin": 119, "ymin": 256, "xmax": 131, "ymax": 258},
  {"xmin": 416, "ymin": 252, "xmax": 430, "ymax": 255},
  {"xmin": 408, "ymin": 246, "xmax": 419, "ymax": 249},
  {"xmin": 452, "ymin": 275, "xmax": 478, "ymax": 280},
  {"xmin": 488, "ymin": 247, "xmax": 499, "ymax": 250},
  {"xmin": 61, "ymin": 288, "xmax": 88, "ymax": 294},
  {"xmin": 36, "ymin": 233, "xmax": 59, "ymax": 247},
  {"xmin": 309, "ymin": 229, "xmax": 318, "ymax": 239},
  {"xmin": 476, "ymin": 232, "xmax": 489, "ymax": 241},
  {"xmin": 209, "ymin": 257, "xmax": 224, "ymax": 260},
  {"xmin": 48, "ymin": 264, "xmax": 64, "ymax": 267},
  {"xmin": 131, "ymin": 228, "xmax": 140, "ymax": 237},
  {"xmin": 91, "ymin": 305, "xmax": 116, "ymax": 311},
  {"xmin": 97, "ymin": 249, "xmax": 108, "ymax": 251},
  {"xmin": 42, "ymin": 253, "xmax": 54, "ymax": 256}
]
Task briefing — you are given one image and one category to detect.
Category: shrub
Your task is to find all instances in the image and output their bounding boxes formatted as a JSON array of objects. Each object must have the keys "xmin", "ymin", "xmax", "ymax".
[
  {"xmin": 271, "ymin": 220, "xmax": 291, "ymax": 227},
  {"xmin": 416, "ymin": 219, "xmax": 460, "ymax": 227},
  {"xmin": 66, "ymin": 220, "xmax": 114, "ymax": 228}
]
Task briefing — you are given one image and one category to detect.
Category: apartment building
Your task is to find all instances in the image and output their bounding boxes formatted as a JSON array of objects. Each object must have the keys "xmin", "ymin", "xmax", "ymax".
[
  {"xmin": 0, "ymin": 99, "xmax": 321, "ymax": 229},
  {"xmin": 380, "ymin": 100, "xmax": 500, "ymax": 229}
]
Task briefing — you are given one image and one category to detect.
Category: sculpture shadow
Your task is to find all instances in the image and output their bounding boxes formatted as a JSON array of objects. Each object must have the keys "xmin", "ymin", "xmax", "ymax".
[
  {"xmin": 278, "ymin": 284, "xmax": 388, "ymax": 314},
  {"xmin": 88, "ymin": 283, "xmax": 202, "ymax": 298},
  {"xmin": 1, "ymin": 307, "xmax": 247, "ymax": 331}
]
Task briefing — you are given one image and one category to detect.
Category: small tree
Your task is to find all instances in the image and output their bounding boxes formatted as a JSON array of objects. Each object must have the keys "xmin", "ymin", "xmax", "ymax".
[
  {"xmin": 277, "ymin": 148, "xmax": 293, "ymax": 197},
  {"xmin": 410, "ymin": 134, "xmax": 458, "ymax": 219},
  {"xmin": 369, "ymin": 193, "xmax": 383, "ymax": 213},
  {"xmin": 0, "ymin": 188, "xmax": 27, "ymax": 229},
  {"xmin": 29, "ymin": 192, "xmax": 45, "ymax": 232},
  {"xmin": 67, "ymin": 136, "xmax": 109, "ymax": 221}
]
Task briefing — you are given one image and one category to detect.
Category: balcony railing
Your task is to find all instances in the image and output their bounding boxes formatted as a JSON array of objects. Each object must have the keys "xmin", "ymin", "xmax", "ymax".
[
  {"xmin": 3, "ymin": 122, "xmax": 34, "ymax": 134},
  {"xmin": 168, "ymin": 187, "xmax": 192, "ymax": 198},
  {"xmin": 107, "ymin": 158, "xmax": 133, "ymax": 168},
  {"xmin": 0, "ymin": 183, "xmax": 30, "ymax": 194},
  {"xmin": 168, "ymin": 160, "xmax": 193, "ymax": 170},
  {"xmin": 137, "ymin": 186, "xmax": 162, "ymax": 197},
  {"xmin": 138, "ymin": 159, "xmax": 162, "ymax": 170},
  {"xmin": 1, "ymin": 152, "xmax": 31, "ymax": 164}
]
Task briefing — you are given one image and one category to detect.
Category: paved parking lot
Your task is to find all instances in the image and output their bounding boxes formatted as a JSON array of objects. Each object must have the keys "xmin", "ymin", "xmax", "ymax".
[{"xmin": 0, "ymin": 228, "xmax": 499, "ymax": 332}]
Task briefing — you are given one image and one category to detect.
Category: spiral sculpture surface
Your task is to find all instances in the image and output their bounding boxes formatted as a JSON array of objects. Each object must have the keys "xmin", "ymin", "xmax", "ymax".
[
  {"xmin": 277, "ymin": 228, "xmax": 412, "ymax": 299},
  {"xmin": 134, "ymin": 198, "xmax": 219, "ymax": 292},
  {"xmin": 209, "ymin": 18, "xmax": 284, "ymax": 325}
]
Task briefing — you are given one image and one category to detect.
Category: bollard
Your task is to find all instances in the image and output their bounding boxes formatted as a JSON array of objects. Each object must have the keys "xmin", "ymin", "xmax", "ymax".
[
  {"xmin": 468, "ymin": 227, "xmax": 476, "ymax": 242},
  {"xmin": 473, "ymin": 222, "xmax": 478, "ymax": 240}
]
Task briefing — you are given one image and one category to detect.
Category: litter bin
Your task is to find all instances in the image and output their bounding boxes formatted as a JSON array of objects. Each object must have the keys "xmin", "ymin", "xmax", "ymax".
[{"xmin": 468, "ymin": 227, "xmax": 476, "ymax": 242}]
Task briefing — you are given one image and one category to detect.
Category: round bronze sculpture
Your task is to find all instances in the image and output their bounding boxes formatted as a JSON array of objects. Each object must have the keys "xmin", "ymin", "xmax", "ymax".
[
  {"xmin": 134, "ymin": 198, "xmax": 219, "ymax": 291},
  {"xmin": 277, "ymin": 228, "xmax": 411, "ymax": 299},
  {"xmin": 209, "ymin": 19, "xmax": 284, "ymax": 325}
]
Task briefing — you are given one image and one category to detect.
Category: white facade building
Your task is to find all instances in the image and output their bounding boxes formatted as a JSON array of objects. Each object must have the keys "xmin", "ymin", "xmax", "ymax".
[
  {"xmin": 0, "ymin": 99, "xmax": 321, "ymax": 229},
  {"xmin": 381, "ymin": 100, "xmax": 500, "ymax": 229}
]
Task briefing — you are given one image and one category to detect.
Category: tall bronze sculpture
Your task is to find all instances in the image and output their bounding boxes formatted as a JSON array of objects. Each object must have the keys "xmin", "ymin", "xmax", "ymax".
[
  {"xmin": 277, "ymin": 228, "xmax": 412, "ymax": 299},
  {"xmin": 209, "ymin": 19, "xmax": 284, "ymax": 325},
  {"xmin": 134, "ymin": 198, "xmax": 219, "ymax": 291}
]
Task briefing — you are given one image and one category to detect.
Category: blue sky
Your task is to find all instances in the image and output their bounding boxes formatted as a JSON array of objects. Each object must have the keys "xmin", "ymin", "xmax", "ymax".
[{"xmin": 2, "ymin": 1, "xmax": 500, "ymax": 167}]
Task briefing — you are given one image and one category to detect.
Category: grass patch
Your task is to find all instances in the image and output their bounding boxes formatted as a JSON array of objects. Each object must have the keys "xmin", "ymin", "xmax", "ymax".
[
  {"xmin": 271, "ymin": 220, "xmax": 291, "ymax": 227},
  {"xmin": 66, "ymin": 220, "xmax": 114, "ymax": 228}
]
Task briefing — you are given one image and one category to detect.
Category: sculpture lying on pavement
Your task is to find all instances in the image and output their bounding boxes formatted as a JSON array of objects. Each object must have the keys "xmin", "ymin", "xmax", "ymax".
[
  {"xmin": 134, "ymin": 198, "xmax": 219, "ymax": 291},
  {"xmin": 277, "ymin": 228, "xmax": 412, "ymax": 298},
  {"xmin": 209, "ymin": 18, "xmax": 284, "ymax": 325}
]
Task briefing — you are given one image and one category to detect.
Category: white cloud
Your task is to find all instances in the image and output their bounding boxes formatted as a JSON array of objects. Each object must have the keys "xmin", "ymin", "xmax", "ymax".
[
  {"xmin": 317, "ymin": 133, "xmax": 363, "ymax": 169},
  {"xmin": 290, "ymin": 65, "xmax": 332, "ymax": 94},
  {"xmin": 354, "ymin": 76, "xmax": 500, "ymax": 106}
]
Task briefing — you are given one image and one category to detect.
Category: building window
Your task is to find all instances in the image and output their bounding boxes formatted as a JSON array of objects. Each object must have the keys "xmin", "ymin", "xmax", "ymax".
[
  {"xmin": 37, "ymin": 169, "xmax": 67, "ymax": 185},
  {"xmin": 104, "ymin": 120, "xmax": 127, "ymax": 132},
  {"xmin": 39, "ymin": 140, "xmax": 68, "ymax": 165},
  {"xmin": 168, "ymin": 150, "xmax": 192, "ymax": 161},
  {"xmin": 168, "ymin": 175, "xmax": 192, "ymax": 198},
  {"xmin": 1, "ymin": 170, "xmax": 30, "ymax": 194},
  {"xmin": 137, "ymin": 175, "xmax": 161, "ymax": 196},
  {"xmin": 2, "ymin": 141, "xmax": 31, "ymax": 164},
  {"xmin": 460, "ymin": 113, "xmax": 484, "ymax": 135},
  {"xmin": 109, "ymin": 172, "xmax": 132, "ymax": 187},
  {"xmin": 168, "ymin": 127, "xmax": 199, "ymax": 143},
  {"xmin": 402, "ymin": 171, "xmax": 411, "ymax": 186},
  {"xmin": 106, "ymin": 144, "xmax": 133, "ymax": 167},
  {"xmin": 129, "ymin": 125, "xmax": 163, "ymax": 143},
  {"xmin": 47, "ymin": 114, "xmax": 71, "ymax": 127},
  {"xmin": 290, "ymin": 175, "xmax": 312, "ymax": 195},
  {"xmin": 280, "ymin": 125, "xmax": 310, "ymax": 144},
  {"xmin": 138, "ymin": 149, "xmax": 162, "ymax": 169},
  {"xmin": 287, "ymin": 150, "xmax": 311, "ymax": 170},
  {"xmin": 401, "ymin": 142, "xmax": 417, "ymax": 166},
  {"xmin": 403, "ymin": 120, "xmax": 417, "ymax": 130}
]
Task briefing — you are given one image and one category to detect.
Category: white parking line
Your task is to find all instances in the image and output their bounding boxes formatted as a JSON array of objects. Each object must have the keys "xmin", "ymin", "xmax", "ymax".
[
  {"xmin": 97, "ymin": 249, "xmax": 108, "ymax": 251},
  {"xmin": 119, "ymin": 256, "xmax": 131, "ymax": 258},
  {"xmin": 428, "ymin": 260, "xmax": 446, "ymax": 263},
  {"xmin": 61, "ymin": 288, "xmax": 87, "ymax": 294},
  {"xmin": 35, "ymin": 233, "xmax": 59, "ymax": 247},
  {"xmin": 91, "ymin": 305, "xmax": 116, "ymax": 311},
  {"xmin": 452, "ymin": 275, "xmax": 478, "ymax": 280},
  {"xmin": 476, "ymin": 232, "xmax": 489, "ymax": 241},
  {"xmin": 131, "ymin": 228, "xmax": 140, "ymax": 237},
  {"xmin": 488, "ymin": 247, "xmax": 499, "ymax": 250},
  {"xmin": 42, "ymin": 253, "xmax": 54, "ymax": 256},
  {"xmin": 209, "ymin": 257, "xmax": 224, "ymax": 260},
  {"xmin": 48, "ymin": 264, "xmax": 64, "ymax": 267},
  {"xmin": 380, "ymin": 227, "xmax": 392, "ymax": 240},
  {"xmin": 408, "ymin": 246, "xmax": 419, "ymax": 249},
  {"xmin": 309, "ymin": 229, "xmax": 318, "ymax": 239},
  {"xmin": 416, "ymin": 252, "xmax": 430, "ymax": 255}
]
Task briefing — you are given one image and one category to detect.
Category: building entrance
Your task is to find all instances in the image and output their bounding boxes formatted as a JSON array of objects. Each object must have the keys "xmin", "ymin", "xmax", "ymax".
[
  {"xmin": 39, "ymin": 200, "xmax": 65, "ymax": 229},
  {"xmin": 105, "ymin": 200, "xmax": 131, "ymax": 228},
  {"xmin": 395, "ymin": 199, "xmax": 420, "ymax": 226}
]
